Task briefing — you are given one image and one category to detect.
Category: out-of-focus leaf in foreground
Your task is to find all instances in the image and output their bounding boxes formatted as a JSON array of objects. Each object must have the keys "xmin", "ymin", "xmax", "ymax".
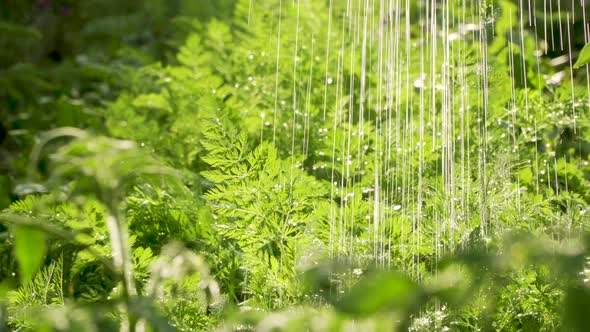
[
  {"xmin": 335, "ymin": 271, "xmax": 426, "ymax": 316},
  {"xmin": 574, "ymin": 42, "xmax": 590, "ymax": 68},
  {"xmin": 13, "ymin": 225, "xmax": 46, "ymax": 284}
]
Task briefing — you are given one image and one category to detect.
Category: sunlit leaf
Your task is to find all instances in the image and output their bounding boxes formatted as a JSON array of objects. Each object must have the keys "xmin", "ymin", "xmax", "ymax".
[
  {"xmin": 13, "ymin": 226, "xmax": 46, "ymax": 283},
  {"xmin": 574, "ymin": 42, "xmax": 590, "ymax": 68}
]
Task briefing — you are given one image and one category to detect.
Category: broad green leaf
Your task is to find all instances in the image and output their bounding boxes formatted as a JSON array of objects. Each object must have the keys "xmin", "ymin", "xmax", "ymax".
[
  {"xmin": 13, "ymin": 226, "xmax": 46, "ymax": 283},
  {"xmin": 335, "ymin": 271, "xmax": 426, "ymax": 316},
  {"xmin": 574, "ymin": 42, "xmax": 590, "ymax": 68}
]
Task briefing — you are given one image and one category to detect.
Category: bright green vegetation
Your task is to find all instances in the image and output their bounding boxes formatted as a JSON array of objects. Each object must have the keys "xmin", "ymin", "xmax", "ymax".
[{"xmin": 1, "ymin": 0, "xmax": 590, "ymax": 331}]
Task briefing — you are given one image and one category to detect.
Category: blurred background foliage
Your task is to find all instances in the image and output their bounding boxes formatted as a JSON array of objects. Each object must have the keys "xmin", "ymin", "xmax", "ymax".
[{"xmin": 0, "ymin": 0, "xmax": 235, "ymax": 201}]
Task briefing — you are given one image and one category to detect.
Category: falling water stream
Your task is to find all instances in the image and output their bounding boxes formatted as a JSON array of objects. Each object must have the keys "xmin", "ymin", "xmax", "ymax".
[{"xmin": 245, "ymin": 0, "xmax": 589, "ymax": 281}]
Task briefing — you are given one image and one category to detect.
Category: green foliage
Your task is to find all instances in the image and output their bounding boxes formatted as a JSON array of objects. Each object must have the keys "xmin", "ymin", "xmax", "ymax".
[
  {"xmin": 201, "ymin": 121, "xmax": 327, "ymax": 308},
  {"xmin": 334, "ymin": 271, "xmax": 425, "ymax": 329},
  {"xmin": 13, "ymin": 226, "xmax": 46, "ymax": 284},
  {"xmin": 6, "ymin": 258, "xmax": 64, "ymax": 329},
  {"xmin": 574, "ymin": 42, "xmax": 590, "ymax": 69},
  {"xmin": 2, "ymin": 0, "xmax": 590, "ymax": 331}
]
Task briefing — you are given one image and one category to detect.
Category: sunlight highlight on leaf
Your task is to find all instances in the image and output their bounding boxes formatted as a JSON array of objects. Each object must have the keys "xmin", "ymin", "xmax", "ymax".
[
  {"xmin": 574, "ymin": 42, "xmax": 590, "ymax": 68},
  {"xmin": 13, "ymin": 226, "xmax": 46, "ymax": 284}
]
